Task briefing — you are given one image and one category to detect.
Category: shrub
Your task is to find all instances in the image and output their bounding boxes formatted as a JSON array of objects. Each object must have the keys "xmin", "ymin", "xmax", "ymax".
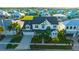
[
  {"xmin": 10, "ymin": 35, "xmax": 22, "ymax": 43},
  {"xmin": 44, "ymin": 36, "xmax": 52, "ymax": 43},
  {"xmin": 6, "ymin": 44, "xmax": 18, "ymax": 49},
  {"xmin": 30, "ymin": 45, "xmax": 72, "ymax": 50},
  {"xmin": 52, "ymin": 37, "xmax": 60, "ymax": 43},
  {"xmin": 6, "ymin": 34, "xmax": 23, "ymax": 49},
  {"xmin": 31, "ymin": 36, "xmax": 42, "ymax": 43}
]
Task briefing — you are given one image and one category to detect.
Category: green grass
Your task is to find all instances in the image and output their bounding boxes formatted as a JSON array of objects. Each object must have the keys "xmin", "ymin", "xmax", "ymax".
[
  {"xmin": 6, "ymin": 44, "xmax": 18, "ymax": 49},
  {"xmin": 31, "ymin": 35, "xmax": 73, "ymax": 44},
  {"xmin": 30, "ymin": 45, "xmax": 72, "ymax": 50},
  {"xmin": 10, "ymin": 35, "xmax": 23, "ymax": 43},
  {"xmin": 45, "ymin": 38, "xmax": 73, "ymax": 44},
  {"xmin": 6, "ymin": 34, "xmax": 23, "ymax": 49},
  {"xmin": 31, "ymin": 36, "xmax": 42, "ymax": 43}
]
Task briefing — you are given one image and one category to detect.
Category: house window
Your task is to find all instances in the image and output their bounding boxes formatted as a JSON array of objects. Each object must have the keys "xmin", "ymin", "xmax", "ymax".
[
  {"xmin": 35, "ymin": 25, "xmax": 38, "ymax": 28},
  {"xmin": 66, "ymin": 26, "xmax": 68, "ymax": 29},
  {"xmin": 42, "ymin": 24, "xmax": 45, "ymax": 28},
  {"xmin": 74, "ymin": 26, "xmax": 76, "ymax": 29},
  {"xmin": 70, "ymin": 26, "xmax": 72, "ymax": 29},
  {"xmin": 58, "ymin": 17, "xmax": 61, "ymax": 18},
  {"xmin": 53, "ymin": 25, "xmax": 57, "ymax": 28},
  {"xmin": 53, "ymin": 33, "xmax": 56, "ymax": 35},
  {"xmin": 25, "ymin": 25, "xmax": 30, "ymax": 29}
]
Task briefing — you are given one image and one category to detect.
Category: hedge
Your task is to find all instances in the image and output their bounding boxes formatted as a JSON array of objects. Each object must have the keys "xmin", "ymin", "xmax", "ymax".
[
  {"xmin": 31, "ymin": 36, "xmax": 42, "ymax": 43},
  {"xmin": 6, "ymin": 44, "xmax": 18, "ymax": 49},
  {"xmin": 30, "ymin": 45, "xmax": 72, "ymax": 50}
]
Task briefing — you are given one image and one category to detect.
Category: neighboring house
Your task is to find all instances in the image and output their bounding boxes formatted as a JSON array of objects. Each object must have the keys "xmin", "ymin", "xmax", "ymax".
[
  {"xmin": 0, "ymin": 19, "xmax": 25, "ymax": 35},
  {"xmin": 53, "ymin": 14, "xmax": 67, "ymax": 21},
  {"xmin": 22, "ymin": 17, "xmax": 59, "ymax": 38},
  {"xmin": 0, "ymin": 20, "xmax": 15, "ymax": 35},
  {"xmin": 11, "ymin": 10, "xmax": 25, "ymax": 19},
  {"xmin": 64, "ymin": 18, "xmax": 79, "ymax": 36},
  {"xmin": 0, "ymin": 20, "xmax": 12, "ymax": 30},
  {"xmin": 39, "ymin": 9, "xmax": 51, "ymax": 17}
]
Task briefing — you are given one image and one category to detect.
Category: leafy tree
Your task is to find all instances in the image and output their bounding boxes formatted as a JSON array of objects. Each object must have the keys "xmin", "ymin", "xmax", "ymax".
[
  {"xmin": 45, "ymin": 27, "xmax": 51, "ymax": 36},
  {"xmin": 34, "ymin": 27, "xmax": 51, "ymax": 43},
  {"xmin": 57, "ymin": 30, "xmax": 66, "ymax": 41},
  {"xmin": 8, "ymin": 22, "xmax": 21, "ymax": 35},
  {"xmin": 52, "ymin": 37, "xmax": 60, "ymax": 43}
]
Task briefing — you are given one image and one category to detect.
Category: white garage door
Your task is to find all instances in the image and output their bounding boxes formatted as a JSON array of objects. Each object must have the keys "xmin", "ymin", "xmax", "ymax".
[{"xmin": 23, "ymin": 32, "xmax": 34, "ymax": 35}]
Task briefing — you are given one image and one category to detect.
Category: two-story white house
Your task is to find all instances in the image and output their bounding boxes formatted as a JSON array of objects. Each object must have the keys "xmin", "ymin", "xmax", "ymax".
[{"xmin": 22, "ymin": 17, "xmax": 59, "ymax": 38}]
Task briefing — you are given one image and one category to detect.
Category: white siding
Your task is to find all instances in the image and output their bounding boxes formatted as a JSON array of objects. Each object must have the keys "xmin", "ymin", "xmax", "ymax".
[
  {"xmin": 39, "ymin": 20, "xmax": 52, "ymax": 30},
  {"xmin": 51, "ymin": 24, "xmax": 57, "ymax": 29},
  {"xmin": 27, "ymin": 20, "xmax": 58, "ymax": 30}
]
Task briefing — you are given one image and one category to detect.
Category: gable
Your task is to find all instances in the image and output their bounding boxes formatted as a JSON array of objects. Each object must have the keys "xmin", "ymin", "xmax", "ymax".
[{"xmin": 40, "ymin": 19, "xmax": 51, "ymax": 25}]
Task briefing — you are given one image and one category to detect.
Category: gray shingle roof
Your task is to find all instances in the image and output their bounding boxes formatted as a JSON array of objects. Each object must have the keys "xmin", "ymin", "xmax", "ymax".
[
  {"xmin": 23, "ymin": 17, "xmax": 58, "ymax": 25},
  {"xmin": 22, "ymin": 17, "xmax": 58, "ymax": 29}
]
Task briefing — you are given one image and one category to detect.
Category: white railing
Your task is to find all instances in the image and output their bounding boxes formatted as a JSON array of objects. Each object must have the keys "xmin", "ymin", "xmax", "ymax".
[{"xmin": 30, "ymin": 43, "xmax": 72, "ymax": 46}]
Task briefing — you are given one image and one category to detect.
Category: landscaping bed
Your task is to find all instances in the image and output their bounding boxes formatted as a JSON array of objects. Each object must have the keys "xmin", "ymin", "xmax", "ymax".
[
  {"xmin": 31, "ymin": 36, "xmax": 42, "ymax": 43},
  {"xmin": 45, "ymin": 38, "xmax": 73, "ymax": 44},
  {"xmin": 30, "ymin": 45, "xmax": 72, "ymax": 50},
  {"xmin": 10, "ymin": 35, "xmax": 23, "ymax": 43},
  {"xmin": 31, "ymin": 35, "xmax": 73, "ymax": 44},
  {"xmin": 6, "ymin": 44, "xmax": 18, "ymax": 49},
  {"xmin": 6, "ymin": 35, "xmax": 23, "ymax": 49}
]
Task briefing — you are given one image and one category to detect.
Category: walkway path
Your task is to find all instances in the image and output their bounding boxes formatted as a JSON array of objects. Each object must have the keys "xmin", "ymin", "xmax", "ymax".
[{"xmin": 15, "ymin": 35, "xmax": 33, "ymax": 50}]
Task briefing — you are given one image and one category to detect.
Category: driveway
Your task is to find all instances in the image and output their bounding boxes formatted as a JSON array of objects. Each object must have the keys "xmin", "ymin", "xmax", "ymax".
[
  {"xmin": 0, "ymin": 36, "xmax": 12, "ymax": 50},
  {"xmin": 72, "ymin": 36, "xmax": 79, "ymax": 51},
  {"xmin": 15, "ymin": 35, "xmax": 33, "ymax": 50}
]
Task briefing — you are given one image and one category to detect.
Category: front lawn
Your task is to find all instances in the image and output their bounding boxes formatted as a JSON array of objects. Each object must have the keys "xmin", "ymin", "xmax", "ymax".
[
  {"xmin": 45, "ymin": 38, "xmax": 73, "ymax": 44},
  {"xmin": 6, "ymin": 34, "xmax": 23, "ymax": 49},
  {"xmin": 31, "ymin": 35, "xmax": 73, "ymax": 44},
  {"xmin": 10, "ymin": 35, "xmax": 23, "ymax": 43},
  {"xmin": 31, "ymin": 35, "xmax": 42, "ymax": 43},
  {"xmin": 6, "ymin": 44, "xmax": 18, "ymax": 49}
]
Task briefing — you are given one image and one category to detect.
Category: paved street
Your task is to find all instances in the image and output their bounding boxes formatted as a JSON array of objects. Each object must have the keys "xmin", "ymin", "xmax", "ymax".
[
  {"xmin": 72, "ymin": 35, "xmax": 79, "ymax": 51},
  {"xmin": 15, "ymin": 35, "xmax": 33, "ymax": 50}
]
